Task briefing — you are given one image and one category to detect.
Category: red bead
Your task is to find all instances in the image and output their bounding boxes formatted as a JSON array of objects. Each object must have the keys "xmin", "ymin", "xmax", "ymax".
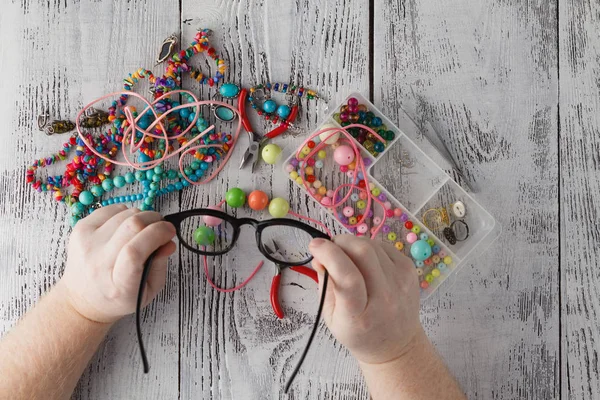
[
  {"xmin": 307, "ymin": 141, "xmax": 316, "ymax": 148},
  {"xmin": 405, "ymin": 221, "xmax": 413, "ymax": 229},
  {"xmin": 358, "ymin": 180, "xmax": 366, "ymax": 188},
  {"xmin": 307, "ymin": 175, "xmax": 316, "ymax": 183}
]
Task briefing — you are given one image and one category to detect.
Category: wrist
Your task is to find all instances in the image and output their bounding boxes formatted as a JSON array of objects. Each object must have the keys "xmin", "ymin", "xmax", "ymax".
[
  {"xmin": 358, "ymin": 328, "xmax": 430, "ymax": 374},
  {"xmin": 53, "ymin": 281, "xmax": 115, "ymax": 329}
]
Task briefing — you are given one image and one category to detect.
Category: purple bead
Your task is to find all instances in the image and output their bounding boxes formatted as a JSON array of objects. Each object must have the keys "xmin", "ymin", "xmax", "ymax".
[
  {"xmin": 400, "ymin": 213, "xmax": 409, "ymax": 222},
  {"xmin": 363, "ymin": 158, "xmax": 372, "ymax": 167},
  {"xmin": 341, "ymin": 217, "xmax": 349, "ymax": 225},
  {"xmin": 378, "ymin": 193, "xmax": 387, "ymax": 202},
  {"xmin": 367, "ymin": 209, "xmax": 374, "ymax": 218},
  {"xmin": 340, "ymin": 112, "xmax": 349, "ymax": 122},
  {"xmin": 382, "ymin": 225, "xmax": 391, "ymax": 234},
  {"xmin": 348, "ymin": 97, "xmax": 359, "ymax": 107},
  {"xmin": 290, "ymin": 158, "xmax": 299, "ymax": 167}
]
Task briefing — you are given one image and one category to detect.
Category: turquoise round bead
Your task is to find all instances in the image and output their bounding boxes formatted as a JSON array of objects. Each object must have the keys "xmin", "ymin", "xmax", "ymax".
[
  {"xmin": 150, "ymin": 182, "xmax": 158, "ymax": 190},
  {"xmin": 124, "ymin": 172, "xmax": 135, "ymax": 183},
  {"xmin": 167, "ymin": 184, "xmax": 175, "ymax": 192},
  {"xmin": 154, "ymin": 166, "xmax": 163, "ymax": 175},
  {"xmin": 71, "ymin": 202, "xmax": 85, "ymax": 215},
  {"xmin": 139, "ymin": 204, "xmax": 149, "ymax": 211},
  {"xmin": 107, "ymin": 198, "xmax": 115, "ymax": 205},
  {"xmin": 138, "ymin": 152, "xmax": 151, "ymax": 163},
  {"xmin": 135, "ymin": 171, "xmax": 145, "ymax": 181},
  {"xmin": 69, "ymin": 215, "xmax": 80, "ymax": 227},
  {"xmin": 137, "ymin": 194, "xmax": 144, "ymax": 200},
  {"xmin": 182, "ymin": 180, "xmax": 190, "ymax": 187},
  {"xmin": 219, "ymin": 83, "xmax": 240, "ymax": 98},
  {"xmin": 184, "ymin": 167, "xmax": 193, "ymax": 176},
  {"xmin": 79, "ymin": 191, "xmax": 94, "ymax": 206},
  {"xmin": 175, "ymin": 182, "xmax": 183, "ymax": 190},
  {"xmin": 113, "ymin": 176, "xmax": 126, "ymax": 188},
  {"xmin": 144, "ymin": 197, "xmax": 154, "ymax": 205},
  {"xmin": 276, "ymin": 105, "xmax": 291, "ymax": 119},
  {"xmin": 152, "ymin": 174, "xmax": 162, "ymax": 183},
  {"xmin": 102, "ymin": 179, "xmax": 114, "ymax": 191},
  {"xmin": 191, "ymin": 161, "xmax": 200, "ymax": 170},
  {"xmin": 410, "ymin": 240, "xmax": 432, "ymax": 261},
  {"xmin": 262, "ymin": 100, "xmax": 277, "ymax": 114},
  {"xmin": 90, "ymin": 185, "xmax": 104, "ymax": 197},
  {"xmin": 167, "ymin": 169, "xmax": 177, "ymax": 179},
  {"xmin": 148, "ymin": 190, "xmax": 157, "ymax": 198},
  {"xmin": 146, "ymin": 169, "xmax": 155, "ymax": 180}
]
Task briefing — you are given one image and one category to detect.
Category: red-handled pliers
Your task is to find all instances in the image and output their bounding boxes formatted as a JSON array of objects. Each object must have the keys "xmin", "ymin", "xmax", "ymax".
[
  {"xmin": 263, "ymin": 240, "xmax": 318, "ymax": 319},
  {"xmin": 238, "ymin": 88, "xmax": 299, "ymax": 172}
]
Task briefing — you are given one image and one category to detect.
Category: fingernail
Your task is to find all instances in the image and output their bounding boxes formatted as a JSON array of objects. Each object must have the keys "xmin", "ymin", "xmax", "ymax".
[{"xmin": 310, "ymin": 238, "xmax": 327, "ymax": 248}]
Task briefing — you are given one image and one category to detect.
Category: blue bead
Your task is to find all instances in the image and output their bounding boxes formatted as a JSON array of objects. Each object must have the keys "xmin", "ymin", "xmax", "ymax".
[
  {"xmin": 146, "ymin": 169, "xmax": 155, "ymax": 180},
  {"xmin": 135, "ymin": 171, "xmax": 145, "ymax": 181},
  {"xmin": 262, "ymin": 99, "xmax": 277, "ymax": 114},
  {"xmin": 150, "ymin": 182, "xmax": 158, "ymax": 190},
  {"xmin": 432, "ymin": 245, "xmax": 441, "ymax": 254},
  {"xmin": 154, "ymin": 166, "xmax": 163, "ymax": 174},
  {"xmin": 144, "ymin": 197, "xmax": 154, "ymax": 205},
  {"xmin": 214, "ymin": 106, "xmax": 235, "ymax": 122},
  {"xmin": 167, "ymin": 169, "xmax": 178, "ymax": 179},
  {"xmin": 437, "ymin": 262, "xmax": 447, "ymax": 271},
  {"xmin": 69, "ymin": 215, "xmax": 80, "ymax": 227},
  {"xmin": 167, "ymin": 184, "xmax": 175, "ymax": 192},
  {"xmin": 182, "ymin": 180, "xmax": 190, "ymax": 187},
  {"xmin": 200, "ymin": 162, "xmax": 209, "ymax": 170},
  {"xmin": 138, "ymin": 117, "xmax": 150, "ymax": 129},
  {"xmin": 219, "ymin": 83, "xmax": 240, "ymax": 98},
  {"xmin": 191, "ymin": 161, "xmax": 200, "ymax": 170},
  {"xmin": 126, "ymin": 195, "xmax": 132, "ymax": 201},
  {"xmin": 175, "ymin": 182, "xmax": 183, "ymax": 190},
  {"xmin": 90, "ymin": 185, "xmax": 104, "ymax": 197},
  {"xmin": 124, "ymin": 172, "xmax": 135, "ymax": 183},
  {"xmin": 188, "ymin": 112, "xmax": 196, "ymax": 122},
  {"xmin": 415, "ymin": 260, "xmax": 424, "ymax": 267},
  {"xmin": 276, "ymin": 105, "xmax": 291, "ymax": 119},
  {"xmin": 71, "ymin": 202, "xmax": 85, "ymax": 215},
  {"xmin": 79, "ymin": 191, "xmax": 94, "ymax": 206},
  {"xmin": 148, "ymin": 190, "xmax": 157, "ymax": 198},
  {"xmin": 113, "ymin": 176, "xmax": 126, "ymax": 188},
  {"xmin": 108, "ymin": 198, "xmax": 115, "ymax": 205},
  {"xmin": 152, "ymin": 174, "xmax": 162, "ymax": 183},
  {"xmin": 102, "ymin": 179, "xmax": 114, "ymax": 191},
  {"xmin": 410, "ymin": 240, "xmax": 432, "ymax": 261},
  {"xmin": 137, "ymin": 194, "xmax": 144, "ymax": 200},
  {"xmin": 371, "ymin": 117, "xmax": 382, "ymax": 127},
  {"xmin": 139, "ymin": 204, "xmax": 149, "ymax": 211},
  {"xmin": 184, "ymin": 167, "xmax": 193, "ymax": 176},
  {"xmin": 374, "ymin": 142, "xmax": 385, "ymax": 152},
  {"xmin": 358, "ymin": 172, "xmax": 364, "ymax": 180},
  {"xmin": 138, "ymin": 152, "xmax": 151, "ymax": 163},
  {"xmin": 101, "ymin": 200, "xmax": 108, "ymax": 206},
  {"xmin": 420, "ymin": 233, "xmax": 429, "ymax": 241},
  {"xmin": 171, "ymin": 101, "xmax": 180, "ymax": 107},
  {"xmin": 315, "ymin": 160, "xmax": 324, "ymax": 169},
  {"xmin": 180, "ymin": 108, "xmax": 190, "ymax": 119}
]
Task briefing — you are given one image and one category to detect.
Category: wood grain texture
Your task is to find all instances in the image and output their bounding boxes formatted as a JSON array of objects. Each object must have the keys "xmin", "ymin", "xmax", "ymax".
[
  {"xmin": 177, "ymin": 1, "xmax": 370, "ymax": 398},
  {"xmin": 374, "ymin": 0, "xmax": 560, "ymax": 399},
  {"xmin": 559, "ymin": 1, "xmax": 600, "ymax": 398}
]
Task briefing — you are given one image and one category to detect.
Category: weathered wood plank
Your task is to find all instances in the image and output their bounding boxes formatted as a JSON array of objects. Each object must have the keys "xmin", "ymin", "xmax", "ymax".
[
  {"xmin": 374, "ymin": 1, "xmax": 560, "ymax": 398},
  {"xmin": 559, "ymin": 1, "xmax": 600, "ymax": 398},
  {"xmin": 178, "ymin": 1, "xmax": 370, "ymax": 398},
  {"xmin": 0, "ymin": 1, "xmax": 181, "ymax": 399}
]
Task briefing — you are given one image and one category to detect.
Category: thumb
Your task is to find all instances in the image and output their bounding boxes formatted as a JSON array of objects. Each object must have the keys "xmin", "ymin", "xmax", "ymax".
[
  {"xmin": 311, "ymin": 258, "xmax": 336, "ymax": 325},
  {"xmin": 143, "ymin": 240, "xmax": 176, "ymax": 306}
]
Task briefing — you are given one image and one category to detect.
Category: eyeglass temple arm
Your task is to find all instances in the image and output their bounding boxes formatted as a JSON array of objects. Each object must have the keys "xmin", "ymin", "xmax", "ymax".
[
  {"xmin": 136, "ymin": 251, "xmax": 158, "ymax": 374},
  {"xmin": 284, "ymin": 269, "xmax": 329, "ymax": 393}
]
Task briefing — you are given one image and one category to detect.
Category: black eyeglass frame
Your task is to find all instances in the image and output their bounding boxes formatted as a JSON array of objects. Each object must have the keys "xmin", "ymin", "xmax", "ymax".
[
  {"xmin": 165, "ymin": 208, "xmax": 329, "ymax": 264},
  {"xmin": 135, "ymin": 208, "xmax": 330, "ymax": 394}
]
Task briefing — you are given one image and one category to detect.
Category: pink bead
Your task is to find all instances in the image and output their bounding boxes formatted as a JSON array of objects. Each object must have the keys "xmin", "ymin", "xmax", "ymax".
[
  {"xmin": 439, "ymin": 250, "xmax": 447, "ymax": 258},
  {"xmin": 357, "ymin": 223, "xmax": 368, "ymax": 233},
  {"xmin": 373, "ymin": 216, "xmax": 382, "ymax": 225},
  {"xmin": 394, "ymin": 208, "xmax": 403, "ymax": 217},
  {"xmin": 285, "ymin": 164, "xmax": 295, "ymax": 173},
  {"xmin": 343, "ymin": 206, "xmax": 354, "ymax": 217},
  {"xmin": 314, "ymin": 194, "xmax": 323, "ymax": 202},
  {"xmin": 309, "ymin": 187, "xmax": 317, "ymax": 194},
  {"xmin": 203, "ymin": 205, "xmax": 223, "ymax": 226},
  {"xmin": 348, "ymin": 105, "xmax": 358, "ymax": 113},
  {"xmin": 359, "ymin": 192, "xmax": 368, "ymax": 200},
  {"xmin": 340, "ymin": 112, "xmax": 349, "ymax": 122},
  {"xmin": 384, "ymin": 201, "xmax": 392, "ymax": 210},
  {"xmin": 307, "ymin": 158, "xmax": 316, "ymax": 166},
  {"xmin": 347, "ymin": 97, "xmax": 358, "ymax": 107},
  {"xmin": 406, "ymin": 232, "xmax": 418, "ymax": 244},
  {"xmin": 346, "ymin": 171, "xmax": 354, "ymax": 178},
  {"xmin": 385, "ymin": 209, "xmax": 394, "ymax": 218},
  {"xmin": 321, "ymin": 197, "xmax": 332, "ymax": 206},
  {"xmin": 370, "ymin": 227, "xmax": 378, "ymax": 235},
  {"xmin": 340, "ymin": 165, "xmax": 348, "ymax": 173},
  {"xmin": 326, "ymin": 190, "xmax": 335, "ymax": 198},
  {"xmin": 333, "ymin": 145, "xmax": 355, "ymax": 166},
  {"xmin": 356, "ymin": 232, "xmax": 365, "ymax": 237}
]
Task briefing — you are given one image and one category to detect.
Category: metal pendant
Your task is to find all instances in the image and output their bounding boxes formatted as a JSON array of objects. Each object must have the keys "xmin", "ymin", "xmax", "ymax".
[
  {"xmin": 37, "ymin": 113, "xmax": 75, "ymax": 135},
  {"xmin": 80, "ymin": 108, "xmax": 109, "ymax": 128},
  {"xmin": 156, "ymin": 34, "xmax": 178, "ymax": 64}
]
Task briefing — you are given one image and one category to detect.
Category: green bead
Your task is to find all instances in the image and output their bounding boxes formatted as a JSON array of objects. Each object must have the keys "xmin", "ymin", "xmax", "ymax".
[
  {"xmin": 261, "ymin": 144, "xmax": 282, "ymax": 165},
  {"xmin": 154, "ymin": 165, "xmax": 163, "ymax": 175},
  {"xmin": 167, "ymin": 169, "xmax": 178, "ymax": 180},
  {"xmin": 150, "ymin": 182, "xmax": 159, "ymax": 190},
  {"xmin": 152, "ymin": 174, "xmax": 162, "ymax": 183},
  {"xmin": 113, "ymin": 176, "xmax": 126, "ymax": 188},
  {"xmin": 102, "ymin": 178, "xmax": 114, "ymax": 191},
  {"xmin": 79, "ymin": 191, "xmax": 94, "ymax": 206},
  {"xmin": 124, "ymin": 172, "xmax": 135, "ymax": 183},
  {"xmin": 71, "ymin": 202, "xmax": 85, "ymax": 216},
  {"xmin": 148, "ymin": 190, "xmax": 157, "ymax": 198},
  {"xmin": 135, "ymin": 171, "xmax": 145, "ymax": 181},
  {"xmin": 144, "ymin": 197, "xmax": 155, "ymax": 205},
  {"xmin": 268, "ymin": 197, "xmax": 290, "ymax": 218},
  {"xmin": 90, "ymin": 185, "xmax": 104, "ymax": 197},
  {"xmin": 146, "ymin": 169, "xmax": 155, "ymax": 180},
  {"xmin": 225, "ymin": 187, "xmax": 246, "ymax": 208},
  {"xmin": 191, "ymin": 161, "xmax": 201, "ymax": 170},
  {"xmin": 193, "ymin": 226, "xmax": 216, "ymax": 246}
]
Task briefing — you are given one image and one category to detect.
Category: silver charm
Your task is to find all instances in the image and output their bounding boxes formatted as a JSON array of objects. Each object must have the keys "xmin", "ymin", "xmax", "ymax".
[{"xmin": 156, "ymin": 34, "xmax": 178, "ymax": 64}]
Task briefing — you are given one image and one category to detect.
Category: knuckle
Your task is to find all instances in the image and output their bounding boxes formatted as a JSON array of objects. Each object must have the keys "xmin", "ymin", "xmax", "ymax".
[
  {"xmin": 353, "ymin": 240, "xmax": 373, "ymax": 256},
  {"xmin": 122, "ymin": 243, "xmax": 142, "ymax": 263},
  {"xmin": 123, "ymin": 214, "xmax": 147, "ymax": 234}
]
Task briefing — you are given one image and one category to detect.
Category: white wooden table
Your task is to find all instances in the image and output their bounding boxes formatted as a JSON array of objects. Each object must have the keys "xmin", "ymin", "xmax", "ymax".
[{"xmin": 0, "ymin": 1, "xmax": 597, "ymax": 399}]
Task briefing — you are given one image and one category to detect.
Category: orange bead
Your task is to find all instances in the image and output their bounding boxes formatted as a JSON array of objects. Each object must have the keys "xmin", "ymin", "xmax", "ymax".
[{"xmin": 248, "ymin": 190, "xmax": 269, "ymax": 211}]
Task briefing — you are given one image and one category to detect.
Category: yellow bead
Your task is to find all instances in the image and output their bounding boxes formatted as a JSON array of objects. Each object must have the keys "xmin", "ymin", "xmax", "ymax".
[
  {"xmin": 318, "ymin": 186, "xmax": 327, "ymax": 195},
  {"xmin": 432, "ymin": 255, "xmax": 440, "ymax": 263},
  {"xmin": 443, "ymin": 256, "xmax": 453, "ymax": 265},
  {"xmin": 395, "ymin": 242, "xmax": 404, "ymax": 251},
  {"xmin": 371, "ymin": 187, "xmax": 381, "ymax": 196},
  {"xmin": 368, "ymin": 183, "xmax": 376, "ymax": 191},
  {"xmin": 427, "ymin": 238, "xmax": 435, "ymax": 246},
  {"xmin": 305, "ymin": 166, "xmax": 314, "ymax": 175},
  {"xmin": 313, "ymin": 180, "xmax": 322, "ymax": 189},
  {"xmin": 416, "ymin": 268, "xmax": 424, "ymax": 276},
  {"xmin": 411, "ymin": 226, "xmax": 421, "ymax": 234},
  {"xmin": 295, "ymin": 177, "xmax": 304, "ymax": 185},
  {"xmin": 302, "ymin": 146, "xmax": 311, "ymax": 155},
  {"xmin": 298, "ymin": 152, "xmax": 305, "ymax": 159},
  {"xmin": 356, "ymin": 200, "xmax": 366, "ymax": 209},
  {"xmin": 387, "ymin": 232, "xmax": 397, "ymax": 241},
  {"xmin": 289, "ymin": 171, "xmax": 299, "ymax": 180},
  {"xmin": 425, "ymin": 274, "xmax": 434, "ymax": 283},
  {"xmin": 431, "ymin": 268, "xmax": 440, "ymax": 278},
  {"xmin": 349, "ymin": 217, "xmax": 357, "ymax": 225},
  {"xmin": 318, "ymin": 150, "xmax": 327, "ymax": 159}
]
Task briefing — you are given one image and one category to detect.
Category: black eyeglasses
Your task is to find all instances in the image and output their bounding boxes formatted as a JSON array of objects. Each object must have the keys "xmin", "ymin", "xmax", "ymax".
[{"xmin": 136, "ymin": 208, "xmax": 330, "ymax": 393}]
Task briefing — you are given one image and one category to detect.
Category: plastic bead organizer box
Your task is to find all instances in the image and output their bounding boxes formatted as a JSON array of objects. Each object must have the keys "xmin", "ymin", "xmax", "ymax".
[{"xmin": 283, "ymin": 92, "xmax": 502, "ymax": 298}]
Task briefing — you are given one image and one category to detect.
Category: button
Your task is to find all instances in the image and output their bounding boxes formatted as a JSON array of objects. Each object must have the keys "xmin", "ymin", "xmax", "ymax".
[{"xmin": 452, "ymin": 201, "xmax": 466, "ymax": 218}]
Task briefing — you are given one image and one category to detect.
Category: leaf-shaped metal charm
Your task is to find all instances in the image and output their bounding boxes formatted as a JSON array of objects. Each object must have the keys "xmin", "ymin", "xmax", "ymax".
[{"xmin": 156, "ymin": 34, "xmax": 177, "ymax": 64}]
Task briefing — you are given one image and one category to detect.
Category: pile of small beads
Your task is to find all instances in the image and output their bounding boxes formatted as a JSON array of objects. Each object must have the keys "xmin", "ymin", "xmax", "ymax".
[{"xmin": 333, "ymin": 97, "xmax": 393, "ymax": 158}]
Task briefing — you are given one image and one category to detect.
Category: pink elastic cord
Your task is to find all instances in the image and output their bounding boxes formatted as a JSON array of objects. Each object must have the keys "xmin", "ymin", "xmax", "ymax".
[
  {"xmin": 295, "ymin": 124, "xmax": 388, "ymax": 239},
  {"xmin": 75, "ymin": 89, "xmax": 243, "ymax": 185},
  {"xmin": 202, "ymin": 203, "xmax": 331, "ymax": 293}
]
